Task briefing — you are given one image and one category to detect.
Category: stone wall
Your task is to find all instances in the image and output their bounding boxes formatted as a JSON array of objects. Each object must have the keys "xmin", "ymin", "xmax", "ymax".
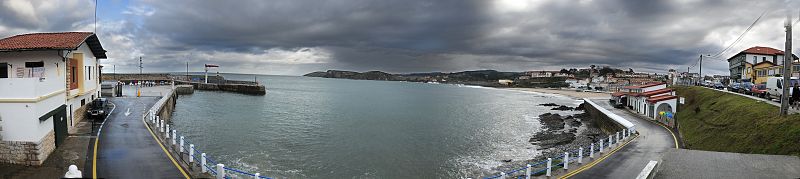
[
  {"xmin": 68, "ymin": 105, "xmax": 88, "ymax": 134},
  {"xmin": 583, "ymin": 101, "xmax": 625, "ymax": 134},
  {"xmin": 156, "ymin": 90, "xmax": 177, "ymax": 123},
  {"xmin": 0, "ymin": 130, "xmax": 55, "ymax": 165}
]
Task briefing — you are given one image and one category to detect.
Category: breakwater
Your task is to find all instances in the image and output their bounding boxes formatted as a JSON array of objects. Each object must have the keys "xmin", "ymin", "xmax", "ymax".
[{"xmin": 102, "ymin": 73, "xmax": 266, "ymax": 95}]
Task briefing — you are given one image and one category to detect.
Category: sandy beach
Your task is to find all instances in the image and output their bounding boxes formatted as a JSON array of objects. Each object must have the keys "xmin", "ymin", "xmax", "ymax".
[{"xmin": 507, "ymin": 88, "xmax": 611, "ymax": 99}]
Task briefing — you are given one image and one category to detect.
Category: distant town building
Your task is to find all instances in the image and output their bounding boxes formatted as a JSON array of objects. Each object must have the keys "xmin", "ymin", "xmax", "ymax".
[{"xmin": 0, "ymin": 32, "xmax": 107, "ymax": 165}]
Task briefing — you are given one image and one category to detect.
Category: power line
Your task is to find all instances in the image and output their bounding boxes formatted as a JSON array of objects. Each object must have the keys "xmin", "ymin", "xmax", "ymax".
[{"xmin": 710, "ymin": 9, "xmax": 769, "ymax": 59}]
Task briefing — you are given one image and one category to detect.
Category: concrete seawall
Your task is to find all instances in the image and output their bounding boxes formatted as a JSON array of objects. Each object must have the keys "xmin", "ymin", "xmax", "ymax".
[
  {"xmin": 175, "ymin": 80, "xmax": 266, "ymax": 95},
  {"xmin": 582, "ymin": 98, "xmax": 635, "ymax": 133}
]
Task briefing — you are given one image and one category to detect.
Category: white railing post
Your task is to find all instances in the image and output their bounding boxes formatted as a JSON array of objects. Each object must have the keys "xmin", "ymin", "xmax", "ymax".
[
  {"xmin": 616, "ymin": 132, "xmax": 620, "ymax": 144},
  {"xmin": 525, "ymin": 164, "xmax": 531, "ymax": 179},
  {"xmin": 609, "ymin": 135, "xmax": 613, "ymax": 145},
  {"xmin": 172, "ymin": 130, "xmax": 177, "ymax": 145},
  {"xmin": 165, "ymin": 124, "xmax": 170, "ymax": 138},
  {"xmin": 590, "ymin": 143, "xmax": 595, "ymax": 158},
  {"xmin": 600, "ymin": 140, "xmax": 604, "ymax": 153},
  {"xmin": 201, "ymin": 153, "xmax": 207, "ymax": 173},
  {"xmin": 216, "ymin": 164, "xmax": 225, "ymax": 179},
  {"xmin": 564, "ymin": 152, "xmax": 569, "ymax": 170},
  {"xmin": 623, "ymin": 129, "xmax": 627, "ymax": 139},
  {"xmin": 255, "ymin": 173, "xmax": 260, "ymax": 179},
  {"xmin": 189, "ymin": 144, "xmax": 195, "ymax": 163},
  {"xmin": 500, "ymin": 172, "xmax": 506, "ymax": 179},
  {"xmin": 179, "ymin": 136, "xmax": 185, "ymax": 153},
  {"xmin": 578, "ymin": 147, "xmax": 583, "ymax": 164},
  {"xmin": 546, "ymin": 158, "xmax": 552, "ymax": 177}
]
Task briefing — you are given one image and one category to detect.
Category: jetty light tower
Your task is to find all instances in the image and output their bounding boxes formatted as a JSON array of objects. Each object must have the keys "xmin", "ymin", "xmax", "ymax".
[{"xmin": 204, "ymin": 64, "xmax": 219, "ymax": 83}]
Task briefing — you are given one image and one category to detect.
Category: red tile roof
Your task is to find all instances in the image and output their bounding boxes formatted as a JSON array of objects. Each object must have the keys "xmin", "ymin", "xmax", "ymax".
[
  {"xmin": 743, "ymin": 46, "xmax": 784, "ymax": 56},
  {"xmin": 0, "ymin": 32, "xmax": 106, "ymax": 58},
  {"xmin": 623, "ymin": 82, "xmax": 666, "ymax": 89},
  {"xmin": 729, "ymin": 46, "xmax": 798, "ymax": 61},
  {"xmin": 611, "ymin": 92, "xmax": 628, "ymax": 97},
  {"xmin": 640, "ymin": 88, "xmax": 673, "ymax": 97},
  {"xmin": 647, "ymin": 95, "xmax": 678, "ymax": 103}
]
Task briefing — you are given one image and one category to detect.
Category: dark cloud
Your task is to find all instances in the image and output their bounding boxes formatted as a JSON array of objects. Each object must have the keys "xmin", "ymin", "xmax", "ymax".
[{"xmin": 3, "ymin": 0, "xmax": 800, "ymax": 75}]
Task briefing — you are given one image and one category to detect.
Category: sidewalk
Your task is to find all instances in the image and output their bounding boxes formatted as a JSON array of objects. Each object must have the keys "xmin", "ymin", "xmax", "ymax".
[
  {"xmin": 700, "ymin": 86, "xmax": 800, "ymax": 114},
  {"xmin": 0, "ymin": 116, "xmax": 99, "ymax": 178}
]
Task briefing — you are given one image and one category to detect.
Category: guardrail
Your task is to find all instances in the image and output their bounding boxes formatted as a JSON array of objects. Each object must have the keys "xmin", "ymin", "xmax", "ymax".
[
  {"xmin": 482, "ymin": 129, "xmax": 635, "ymax": 179},
  {"xmin": 144, "ymin": 85, "xmax": 272, "ymax": 179}
]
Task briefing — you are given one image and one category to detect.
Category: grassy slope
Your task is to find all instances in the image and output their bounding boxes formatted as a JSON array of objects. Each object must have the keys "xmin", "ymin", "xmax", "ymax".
[{"xmin": 674, "ymin": 86, "xmax": 800, "ymax": 155}]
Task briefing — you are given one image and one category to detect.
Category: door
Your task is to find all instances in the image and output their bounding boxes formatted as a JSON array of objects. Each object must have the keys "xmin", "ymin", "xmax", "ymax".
[
  {"xmin": 40, "ymin": 105, "xmax": 68, "ymax": 147},
  {"xmin": 0, "ymin": 63, "xmax": 7, "ymax": 78}
]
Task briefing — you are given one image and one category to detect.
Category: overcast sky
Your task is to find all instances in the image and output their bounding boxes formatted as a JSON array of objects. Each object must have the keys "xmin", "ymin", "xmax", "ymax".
[{"xmin": 2, "ymin": 0, "xmax": 800, "ymax": 75}]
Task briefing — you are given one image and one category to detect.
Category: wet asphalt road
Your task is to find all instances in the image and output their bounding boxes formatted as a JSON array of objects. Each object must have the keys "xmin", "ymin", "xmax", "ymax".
[
  {"xmin": 570, "ymin": 99, "xmax": 676, "ymax": 179},
  {"xmin": 95, "ymin": 97, "xmax": 185, "ymax": 179}
]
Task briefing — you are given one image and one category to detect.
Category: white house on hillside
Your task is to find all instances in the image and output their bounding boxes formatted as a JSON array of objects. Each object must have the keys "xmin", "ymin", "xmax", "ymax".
[{"xmin": 0, "ymin": 32, "xmax": 106, "ymax": 165}]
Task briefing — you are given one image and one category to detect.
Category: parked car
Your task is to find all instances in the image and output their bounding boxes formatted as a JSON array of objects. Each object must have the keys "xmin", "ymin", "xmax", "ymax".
[
  {"xmin": 714, "ymin": 82, "xmax": 724, "ymax": 89},
  {"xmin": 765, "ymin": 77, "xmax": 800, "ymax": 100},
  {"xmin": 740, "ymin": 82, "xmax": 754, "ymax": 94},
  {"xmin": 728, "ymin": 82, "xmax": 740, "ymax": 92},
  {"xmin": 751, "ymin": 83, "xmax": 767, "ymax": 98},
  {"xmin": 87, "ymin": 98, "xmax": 109, "ymax": 120}
]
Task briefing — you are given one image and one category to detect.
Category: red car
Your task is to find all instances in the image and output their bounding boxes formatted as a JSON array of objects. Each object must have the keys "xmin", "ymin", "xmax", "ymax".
[{"xmin": 751, "ymin": 84, "xmax": 767, "ymax": 98}]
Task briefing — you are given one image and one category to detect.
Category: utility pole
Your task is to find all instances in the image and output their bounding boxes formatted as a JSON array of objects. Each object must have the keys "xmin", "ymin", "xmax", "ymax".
[
  {"xmin": 699, "ymin": 55, "xmax": 703, "ymax": 80},
  {"xmin": 139, "ymin": 56, "xmax": 143, "ymax": 74},
  {"xmin": 780, "ymin": 13, "xmax": 793, "ymax": 116},
  {"xmin": 186, "ymin": 61, "xmax": 189, "ymax": 80}
]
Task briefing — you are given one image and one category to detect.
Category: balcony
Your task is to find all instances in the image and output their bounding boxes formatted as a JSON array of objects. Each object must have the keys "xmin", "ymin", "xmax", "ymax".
[{"xmin": 0, "ymin": 78, "xmax": 64, "ymax": 101}]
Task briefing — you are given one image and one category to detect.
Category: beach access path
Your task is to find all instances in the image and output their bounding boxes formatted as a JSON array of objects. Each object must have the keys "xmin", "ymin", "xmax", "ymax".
[
  {"xmin": 566, "ymin": 98, "xmax": 676, "ymax": 179},
  {"xmin": 93, "ymin": 96, "xmax": 187, "ymax": 178}
]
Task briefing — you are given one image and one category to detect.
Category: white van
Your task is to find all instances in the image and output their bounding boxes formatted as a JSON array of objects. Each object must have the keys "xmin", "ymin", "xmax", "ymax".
[{"xmin": 765, "ymin": 77, "xmax": 800, "ymax": 100}]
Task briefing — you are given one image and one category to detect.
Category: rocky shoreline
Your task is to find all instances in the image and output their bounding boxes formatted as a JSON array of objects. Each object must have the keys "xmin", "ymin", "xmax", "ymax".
[{"xmin": 490, "ymin": 102, "xmax": 610, "ymax": 176}]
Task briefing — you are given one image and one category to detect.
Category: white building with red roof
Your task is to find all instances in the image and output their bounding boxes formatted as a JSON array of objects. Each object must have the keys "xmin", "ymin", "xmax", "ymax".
[
  {"xmin": 615, "ymin": 82, "xmax": 679, "ymax": 126},
  {"xmin": 0, "ymin": 32, "xmax": 106, "ymax": 165}
]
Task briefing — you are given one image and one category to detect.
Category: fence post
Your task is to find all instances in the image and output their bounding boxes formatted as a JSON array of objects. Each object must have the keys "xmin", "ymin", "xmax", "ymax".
[
  {"xmin": 500, "ymin": 172, "xmax": 506, "ymax": 179},
  {"xmin": 255, "ymin": 173, "xmax": 260, "ymax": 179},
  {"xmin": 189, "ymin": 144, "xmax": 195, "ymax": 163},
  {"xmin": 201, "ymin": 153, "xmax": 207, "ymax": 173},
  {"xmin": 578, "ymin": 147, "xmax": 583, "ymax": 164},
  {"xmin": 599, "ymin": 140, "xmax": 604, "ymax": 153},
  {"xmin": 156, "ymin": 115, "xmax": 160, "ymax": 127},
  {"xmin": 179, "ymin": 136, "xmax": 185, "ymax": 153},
  {"xmin": 200, "ymin": 152, "xmax": 208, "ymax": 173},
  {"xmin": 608, "ymin": 135, "xmax": 613, "ymax": 145},
  {"xmin": 616, "ymin": 132, "xmax": 620, "ymax": 144},
  {"xmin": 165, "ymin": 124, "xmax": 170, "ymax": 138},
  {"xmin": 590, "ymin": 143, "xmax": 595, "ymax": 158},
  {"xmin": 216, "ymin": 164, "xmax": 225, "ymax": 179},
  {"xmin": 546, "ymin": 158, "xmax": 552, "ymax": 177},
  {"xmin": 172, "ymin": 130, "xmax": 177, "ymax": 146},
  {"xmin": 525, "ymin": 164, "xmax": 531, "ymax": 179},
  {"xmin": 564, "ymin": 152, "xmax": 569, "ymax": 170},
  {"xmin": 623, "ymin": 129, "xmax": 627, "ymax": 139}
]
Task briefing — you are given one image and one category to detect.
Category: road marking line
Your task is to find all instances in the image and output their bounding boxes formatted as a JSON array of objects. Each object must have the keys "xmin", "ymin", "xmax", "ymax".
[
  {"xmin": 124, "ymin": 108, "xmax": 131, "ymax": 116},
  {"xmin": 559, "ymin": 135, "xmax": 639, "ymax": 179},
  {"xmin": 142, "ymin": 108, "xmax": 190, "ymax": 179},
  {"xmin": 93, "ymin": 102, "xmax": 116, "ymax": 179}
]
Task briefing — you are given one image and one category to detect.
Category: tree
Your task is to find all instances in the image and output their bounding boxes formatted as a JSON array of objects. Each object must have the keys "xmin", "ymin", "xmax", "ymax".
[{"xmin": 560, "ymin": 68, "xmax": 570, "ymax": 74}]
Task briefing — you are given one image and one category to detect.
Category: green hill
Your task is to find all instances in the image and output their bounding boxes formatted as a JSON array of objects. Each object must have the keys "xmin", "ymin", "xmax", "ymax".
[{"xmin": 674, "ymin": 86, "xmax": 800, "ymax": 155}]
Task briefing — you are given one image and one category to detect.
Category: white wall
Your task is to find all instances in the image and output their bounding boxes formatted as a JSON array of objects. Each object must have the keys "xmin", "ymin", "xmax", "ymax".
[
  {"xmin": 66, "ymin": 43, "xmax": 100, "ymax": 126},
  {"xmin": 0, "ymin": 51, "xmax": 65, "ymax": 142}
]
